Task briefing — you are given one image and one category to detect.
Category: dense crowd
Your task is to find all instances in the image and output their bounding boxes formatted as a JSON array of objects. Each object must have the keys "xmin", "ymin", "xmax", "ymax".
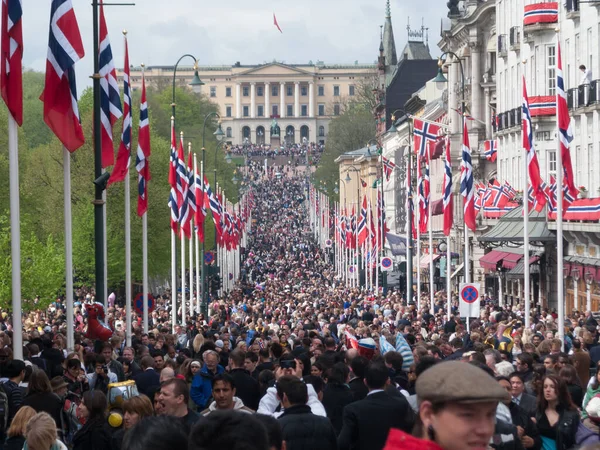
[{"xmin": 1, "ymin": 166, "xmax": 600, "ymax": 450}]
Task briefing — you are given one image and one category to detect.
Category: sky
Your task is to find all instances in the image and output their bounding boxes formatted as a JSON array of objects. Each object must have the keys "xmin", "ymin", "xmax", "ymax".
[{"xmin": 22, "ymin": 0, "xmax": 445, "ymax": 95}]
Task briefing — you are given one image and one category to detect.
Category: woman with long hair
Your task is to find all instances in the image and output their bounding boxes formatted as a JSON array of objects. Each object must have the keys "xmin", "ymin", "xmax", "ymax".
[
  {"xmin": 5, "ymin": 406, "xmax": 36, "ymax": 450},
  {"xmin": 535, "ymin": 375, "xmax": 579, "ymax": 450},
  {"xmin": 112, "ymin": 395, "xmax": 154, "ymax": 450},
  {"xmin": 22, "ymin": 369, "xmax": 63, "ymax": 428},
  {"xmin": 558, "ymin": 365, "xmax": 583, "ymax": 407},
  {"xmin": 72, "ymin": 391, "xmax": 113, "ymax": 450}
]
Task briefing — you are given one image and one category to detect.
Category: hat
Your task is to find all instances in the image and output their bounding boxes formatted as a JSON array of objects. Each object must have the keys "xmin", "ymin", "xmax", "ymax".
[
  {"xmin": 50, "ymin": 376, "xmax": 68, "ymax": 392},
  {"xmin": 215, "ymin": 340, "xmax": 224, "ymax": 349},
  {"xmin": 190, "ymin": 360, "xmax": 201, "ymax": 368},
  {"xmin": 416, "ymin": 361, "xmax": 510, "ymax": 405}
]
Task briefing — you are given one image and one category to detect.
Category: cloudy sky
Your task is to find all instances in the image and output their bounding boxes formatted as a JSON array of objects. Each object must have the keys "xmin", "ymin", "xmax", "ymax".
[{"xmin": 22, "ymin": 0, "xmax": 445, "ymax": 94}]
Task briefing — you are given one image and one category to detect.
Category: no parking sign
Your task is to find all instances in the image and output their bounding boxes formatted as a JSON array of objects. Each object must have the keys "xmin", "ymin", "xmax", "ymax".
[
  {"xmin": 380, "ymin": 257, "xmax": 393, "ymax": 272},
  {"xmin": 459, "ymin": 283, "xmax": 480, "ymax": 318}
]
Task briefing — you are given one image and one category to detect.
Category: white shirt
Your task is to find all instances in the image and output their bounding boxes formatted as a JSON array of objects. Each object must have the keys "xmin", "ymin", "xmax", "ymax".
[{"xmin": 581, "ymin": 69, "xmax": 593, "ymax": 85}]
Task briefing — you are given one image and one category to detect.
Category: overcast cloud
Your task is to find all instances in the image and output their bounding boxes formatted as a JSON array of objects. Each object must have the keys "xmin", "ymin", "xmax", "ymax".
[{"xmin": 22, "ymin": 0, "xmax": 445, "ymax": 95}]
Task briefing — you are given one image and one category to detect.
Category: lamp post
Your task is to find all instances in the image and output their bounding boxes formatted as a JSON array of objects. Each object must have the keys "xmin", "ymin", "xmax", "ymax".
[
  {"xmin": 585, "ymin": 269, "xmax": 594, "ymax": 312},
  {"xmin": 572, "ymin": 267, "xmax": 580, "ymax": 311},
  {"xmin": 201, "ymin": 112, "xmax": 224, "ymax": 318},
  {"xmin": 390, "ymin": 108, "xmax": 414, "ymax": 304}
]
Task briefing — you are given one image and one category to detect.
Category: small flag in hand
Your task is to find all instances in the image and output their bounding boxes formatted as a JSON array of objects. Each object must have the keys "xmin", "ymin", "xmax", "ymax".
[{"xmin": 273, "ymin": 13, "xmax": 282, "ymax": 33}]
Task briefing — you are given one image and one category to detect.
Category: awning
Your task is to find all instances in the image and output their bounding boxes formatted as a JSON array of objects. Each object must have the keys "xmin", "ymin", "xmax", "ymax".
[
  {"xmin": 502, "ymin": 252, "xmax": 524, "ymax": 270},
  {"xmin": 420, "ymin": 254, "xmax": 441, "ymax": 268},
  {"xmin": 564, "ymin": 255, "xmax": 600, "ymax": 282},
  {"xmin": 480, "ymin": 247, "xmax": 524, "ymax": 271},
  {"xmin": 479, "ymin": 206, "xmax": 555, "ymax": 245},
  {"xmin": 480, "ymin": 250, "xmax": 510, "ymax": 270},
  {"xmin": 451, "ymin": 262, "xmax": 464, "ymax": 279},
  {"xmin": 506, "ymin": 259, "xmax": 541, "ymax": 279}
]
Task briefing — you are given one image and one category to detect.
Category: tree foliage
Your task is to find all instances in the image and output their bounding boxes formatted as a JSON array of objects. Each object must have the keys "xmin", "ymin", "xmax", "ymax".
[{"xmin": 0, "ymin": 71, "xmax": 239, "ymax": 307}]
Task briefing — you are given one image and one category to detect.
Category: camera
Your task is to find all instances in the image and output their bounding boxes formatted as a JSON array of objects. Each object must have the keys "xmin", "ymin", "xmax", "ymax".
[
  {"xmin": 280, "ymin": 360, "xmax": 296, "ymax": 370},
  {"xmin": 103, "ymin": 365, "xmax": 109, "ymax": 375}
]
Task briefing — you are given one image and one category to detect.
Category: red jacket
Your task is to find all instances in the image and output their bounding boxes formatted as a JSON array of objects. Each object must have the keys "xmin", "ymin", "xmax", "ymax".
[{"xmin": 383, "ymin": 429, "xmax": 445, "ymax": 450}]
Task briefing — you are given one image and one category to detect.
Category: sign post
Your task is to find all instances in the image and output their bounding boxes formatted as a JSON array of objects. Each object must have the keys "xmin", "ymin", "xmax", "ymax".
[
  {"xmin": 459, "ymin": 283, "xmax": 480, "ymax": 332},
  {"xmin": 380, "ymin": 257, "xmax": 393, "ymax": 272}
]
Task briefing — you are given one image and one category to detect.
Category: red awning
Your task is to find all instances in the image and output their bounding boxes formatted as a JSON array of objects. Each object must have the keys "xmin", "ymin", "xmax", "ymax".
[
  {"xmin": 502, "ymin": 253, "xmax": 524, "ymax": 270},
  {"xmin": 529, "ymin": 256, "xmax": 540, "ymax": 264},
  {"xmin": 480, "ymin": 250, "xmax": 510, "ymax": 271}
]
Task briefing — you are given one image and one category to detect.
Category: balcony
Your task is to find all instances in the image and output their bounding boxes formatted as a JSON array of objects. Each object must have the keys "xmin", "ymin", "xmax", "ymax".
[
  {"xmin": 566, "ymin": 0, "xmax": 580, "ymax": 19},
  {"xmin": 509, "ymin": 27, "xmax": 520, "ymax": 51},
  {"xmin": 523, "ymin": 2, "xmax": 558, "ymax": 34},
  {"xmin": 498, "ymin": 34, "xmax": 508, "ymax": 58},
  {"xmin": 568, "ymin": 80, "xmax": 600, "ymax": 110},
  {"xmin": 496, "ymin": 107, "xmax": 522, "ymax": 133},
  {"xmin": 529, "ymin": 96, "xmax": 556, "ymax": 117}
]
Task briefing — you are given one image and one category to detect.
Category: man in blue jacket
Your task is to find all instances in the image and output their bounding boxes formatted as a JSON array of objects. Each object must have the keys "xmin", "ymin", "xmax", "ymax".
[{"xmin": 191, "ymin": 349, "xmax": 224, "ymax": 409}]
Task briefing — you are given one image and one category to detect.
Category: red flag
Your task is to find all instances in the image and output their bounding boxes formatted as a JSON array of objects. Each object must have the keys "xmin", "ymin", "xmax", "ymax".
[
  {"xmin": 273, "ymin": 13, "xmax": 282, "ymax": 33},
  {"xmin": 135, "ymin": 72, "xmax": 150, "ymax": 217},
  {"xmin": 41, "ymin": 0, "xmax": 85, "ymax": 152},
  {"xmin": 1, "ymin": 0, "xmax": 23, "ymax": 125},
  {"xmin": 442, "ymin": 136, "xmax": 453, "ymax": 236}
]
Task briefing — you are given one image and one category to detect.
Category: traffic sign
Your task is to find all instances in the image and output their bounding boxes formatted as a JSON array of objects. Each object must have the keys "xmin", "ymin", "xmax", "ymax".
[
  {"xmin": 204, "ymin": 251, "xmax": 215, "ymax": 264},
  {"xmin": 134, "ymin": 293, "xmax": 155, "ymax": 315},
  {"xmin": 348, "ymin": 265, "xmax": 356, "ymax": 273},
  {"xmin": 380, "ymin": 257, "xmax": 393, "ymax": 271},
  {"xmin": 325, "ymin": 239, "xmax": 332, "ymax": 248},
  {"xmin": 459, "ymin": 283, "xmax": 480, "ymax": 319}
]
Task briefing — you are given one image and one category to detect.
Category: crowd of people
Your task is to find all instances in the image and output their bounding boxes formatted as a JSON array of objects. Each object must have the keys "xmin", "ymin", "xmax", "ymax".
[
  {"xmin": 228, "ymin": 142, "xmax": 324, "ymax": 165},
  {"xmin": 1, "ymin": 164, "xmax": 600, "ymax": 450}
]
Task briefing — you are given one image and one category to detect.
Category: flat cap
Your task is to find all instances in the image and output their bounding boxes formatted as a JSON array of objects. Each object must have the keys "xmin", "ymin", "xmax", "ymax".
[{"xmin": 416, "ymin": 361, "xmax": 510, "ymax": 405}]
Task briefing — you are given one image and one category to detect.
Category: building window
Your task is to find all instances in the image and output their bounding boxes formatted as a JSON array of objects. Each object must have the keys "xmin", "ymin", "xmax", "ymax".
[
  {"xmin": 301, "ymin": 105, "xmax": 308, "ymax": 116},
  {"xmin": 257, "ymin": 86, "xmax": 263, "ymax": 97},
  {"xmin": 333, "ymin": 104, "xmax": 340, "ymax": 115},
  {"xmin": 548, "ymin": 150, "xmax": 556, "ymax": 174},
  {"xmin": 243, "ymin": 106, "xmax": 249, "ymax": 117},
  {"xmin": 243, "ymin": 86, "xmax": 249, "ymax": 97},
  {"xmin": 319, "ymin": 126, "xmax": 325, "ymax": 137},
  {"xmin": 349, "ymin": 85, "xmax": 355, "ymax": 96},
  {"xmin": 301, "ymin": 86, "xmax": 307, "ymax": 96},
  {"xmin": 318, "ymin": 85, "xmax": 324, "ymax": 96},
  {"xmin": 318, "ymin": 104, "xmax": 325, "ymax": 116},
  {"xmin": 210, "ymin": 86, "xmax": 216, "ymax": 97},
  {"xmin": 258, "ymin": 105, "xmax": 264, "ymax": 117},
  {"xmin": 547, "ymin": 45, "xmax": 556, "ymax": 95},
  {"xmin": 333, "ymin": 86, "xmax": 340, "ymax": 96},
  {"xmin": 225, "ymin": 87, "xmax": 232, "ymax": 97},
  {"xmin": 272, "ymin": 105, "xmax": 279, "ymax": 116},
  {"xmin": 272, "ymin": 85, "xmax": 278, "ymax": 97},
  {"xmin": 226, "ymin": 106, "xmax": 232, "ymax": 117},
  {"xmin": 287, "ymin": 86, "xmax": 293, "ymax": 96},
  {"xmin": 287, "ymin": 105, "xmax": 293, "ymax": 116},
  {"xmin": 226, "ymin": 127, "xmax": 232, "ymax": 138}
]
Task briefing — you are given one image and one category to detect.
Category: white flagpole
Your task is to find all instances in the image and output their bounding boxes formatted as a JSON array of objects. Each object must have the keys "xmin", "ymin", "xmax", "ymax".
[
  {"xmin": 181, "ymin": 227, "xmax": 186, "ymax": 326},
  {"xmin": 428, "ymin": 145, "xmax": 434, "ymax": 312},
  {"xmin": 188, "ymin": 146, "xmax": 193, "ymax": 318},
  {"xmin": 63, "ymin": 146, "xmax": 74, "ymax": 352},
  {"xmin": 102, "ymin": 170, "xmax": 108, "ymax": 309},
  {"xmin": 195, "ymin": 155, "xmax": 201, "ymax": 315},
  {"xmin": 556, "ymin": 31, "xmax": 565, "ymax": 344},
  {"xmin": 446, "ymin": 235, "xmax": 451, "ymax": 320},
  {"xmin": 170, "ymin": 228, "xmax": 176, "ymax": 332},
  {"xmin": 376, "ymin": 191, "xmax": 380, "ymax": 294},
  {"xmin": 142, "ymin": 211, "xmax": 148, "ymax": 337},
  {"xmin": 524, "ymin": 143, "xmax": 531, "ymax": 329},
  {"xmin": 124, "ymin": 153, "xmax": 132, "ymax": 347},
  {"xmin": 417, "ymin": 203, "xmax": 421, "ymax": 305}
]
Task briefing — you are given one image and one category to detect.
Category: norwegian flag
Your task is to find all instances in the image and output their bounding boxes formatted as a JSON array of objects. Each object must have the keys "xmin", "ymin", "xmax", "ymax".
[
  {"xmin": 413, "ymin": 118, "xmax": 441, "ymax": 158},
  {"xmin": 176, "ymin": 135, "xmax": 190, "ymax": 234},
  {"xmin": 490, "ymin": 179, "xmax": 509, "ymax": 208},
  {"xmin": 474, "ymin": 182, "xmax": 486, "ymax": 212},
  {"xmin": 407, "ymin": 162, "xmax": 417, "ymax": 240},
  {"xmin": 382, "ymin": 156, "xmax": 396, "ymax": 182},
  {"xmin": 167, "ymin": 122, "xmax": 179, "ymax": 231},
  {"xmin": 181, "ymin": 150, "xmax": 196, "ymax": 239},
  {"xmin": 1, "ymin": 0, "xmax": 22, "ymax": 125},
  {"xmin": 523, "ymin": 2, "xmax": 558, "ymax": 25},
  {"xmin": 460, "ymin": 122, "xmax": 476, "ymax": 231},
  {"xmin": 350, "ymin": 206, "xmax": 357, "ymax": 248},
  {"xmin": 369, "ymin": 206, "xmax": 377, "ymax": 250},
  {"xmin": 360, "ymin": 178, "xmax": 367, "ymax": 188},
  {"xmin": 345, "ymin": 208, "xmax": 352, "ymax": 248},
  {"xmin": 557, "ymin": 42, "xmax": 578, "ymax": 199},
  {"xmin": 204, "ymin": 175, "xmax": 223, "ymax": 239},
  {"xmin": 527, "ymin": 182, "xmax": 549, "ymax": 213},
  {"xmin": 98, "ymin": 0, "xmax": 122, "ymax": 168},
  {"xmin": 483, "ymin": 140, "xmax": 497, "ymax": 162},
  {"xmin": 418, "ymin": 153, "xmax": 430, "ymax": 234},
  {"xmin": 41, "ymin": 0, "xmax": 85, "ymax": 152},
  {"xmin": 108, "ymin": 34, "xmax": 131, "ymax": 187},
  {"xmin": 547, "ymin": 176, "xmax": 575, "ymax": 215},
  {"xmin": 503, "ymin": 181, "xmax": 517, "ymax": 201},
  {"xmin": 522, "ymin": 76, "xmax": 547, "ymax": 209},
  {"xmin": 357, "ymin": 196, "xmax": 368, "ymax": 247},
  {"xmin": 135, "ymin": 72, "xmax": 150, "ymax": 217},
  {"xmin": 194, "ymin": 161, "xmax": 206, "ymax": 243},
  {"xmin": 443, "ymin": 136, "xmax": 453, "ymax": 236}
]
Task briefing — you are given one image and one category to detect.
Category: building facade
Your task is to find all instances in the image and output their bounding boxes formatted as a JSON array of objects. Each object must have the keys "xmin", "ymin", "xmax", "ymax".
[{"xmin": 120, "ymin": 62, "xmax": 377, "ymax": 146}]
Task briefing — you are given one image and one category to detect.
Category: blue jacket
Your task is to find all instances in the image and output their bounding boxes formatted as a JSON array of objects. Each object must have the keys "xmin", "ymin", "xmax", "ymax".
[{"xmin": 190, "ymin": 364, "xmax": 224, "ymax": 409}]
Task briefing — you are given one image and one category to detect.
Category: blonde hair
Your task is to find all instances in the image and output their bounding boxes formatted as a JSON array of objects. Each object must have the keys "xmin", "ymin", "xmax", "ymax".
[
  {"xmin": 25, "ymin": 412, "xmax": 57, "ymax": 450},
  {"xmin": 7, "ymin": 406, "xmax": 36, "ymax": 437},
  {"xmin": 193, "ymin": 334, "xmax": 205, "ymax": 353}
]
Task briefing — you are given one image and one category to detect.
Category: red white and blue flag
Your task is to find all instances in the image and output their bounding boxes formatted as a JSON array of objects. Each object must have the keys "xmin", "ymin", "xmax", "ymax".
[
  {"xmin": 135, "ymin": 72, "xmax": 150, "ymax": 217},
  {"xmin": 181, "ymin": 150, "xmax": 196, "ymax": 239},
  {"xmin": 413, "ymin": 118, "xmax": 441, "ymax": 158},
  {"xmin": 382, "ymin": 155, "xmax": 396, "ymax": 182},
  {"xmin": 523, "ymin": 2, "xmax": 558, "ymax": 25},
  {"xmin": 484, "ymin": 140, "xmax": 497, "ymax": 162},
  {"xmin": 167, "ymin": 123, "xmax": 179, "ymax": 231},
  {"xmin": 1, "ymin": 0, "xmax": 22, "ymax": 125},
  {"xmin": 194, "ymin": 161, "xmax": 206, "ymax": 243},
  {"xmin": 503, "ymin": 180, "xmax": 517, "ymax": 201},
  {"xmin": 442, "ymin": 136, "xmax": 453, "ymax": 236},
  {"xmin": 522, "ymin": 76, "xmax": 547, "ymax": 209},
  {"xmin": 557, "ymin": 42, "xmax": 578, "ymax": 199},
  {"xmin": 357, "ymin": 196, "xmax": 368, "ymax": 247},
  {"xmin": 176, "ymin": 136, "xmax": 190, "ymax": 235},
  {"xmin": 418, "ymin": 152, "xmax": 430, "ymax": 234},
  {"xmin": 42, "ymin": 0, "xmax": 85, "ymax": 152},
  {"xmin": 98, "ymin": 0, "xmax": 122, "ymax": 168},
  {"xmin": 108, "ymin": 34, "xmax": 131, "ymax": 187},
  {"xmin": 460, "ymin": 123, "xmax": 476, "ymax": 231}
]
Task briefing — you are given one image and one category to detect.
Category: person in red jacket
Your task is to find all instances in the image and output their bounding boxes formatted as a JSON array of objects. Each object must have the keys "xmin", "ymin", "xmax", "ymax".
[{"xmin": 383, "ymin": 361, "xmax": 510, "ymax": 450}]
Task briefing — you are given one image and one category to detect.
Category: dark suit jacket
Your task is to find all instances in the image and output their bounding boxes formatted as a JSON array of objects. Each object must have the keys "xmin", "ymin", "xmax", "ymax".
[
  {"xmin": 338, "ymin": 391, "xmax": 415, "ymax": 450},
  {"xmin": 514, "ymin": 393, "xmax": 537, "ymax": 418},
  {"xmin": 133, "ymin": 368, "xmax": 160, "ymax": 398}
]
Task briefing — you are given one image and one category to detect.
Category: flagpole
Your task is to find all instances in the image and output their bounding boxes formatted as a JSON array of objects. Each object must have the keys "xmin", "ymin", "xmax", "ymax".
[
  {"xmin": 170, "ymin": 227, "xmax": 176, "ymax": 332},
  {"xmin": 142, "ymin": 210, "xmax": 148, "ymax": 336},
  {"xmin": 523, "ymin": 70, "xmax": 531, "ymax": 329},
  {"xmin": 102, "ymin": 172, "xmax": 108, "ymax": 309},
  {"xmin": 446, "ymin": 235, "xmax": 451, "ymax": 320},
  {"xmin": 428, "ymin": 149, "xmax": 434, "ymax": 312},
  {"xmin": 124, "ymin": 153, "xmax": 132, "ymax": 346},
  {"xmin": 62, "ymin": 146, "xmax": 74, "ymax": 352},
  {"xmin": 181, "ymin": 225, "xmax": 186, "ymax": 326},
  {"xmin": 417, "ymin": 200, "xmax": 421, "ymax": 305},
  {"xmin": 188, "ymin": 145, "xmax": 194, "ymax": 318},
  {"xmin": 194, "ymin": 154, "xmax": 201, "ymax": 315},
  {"xmin": 556, "ymin": 31, "xmax": 565, "ymax": 344}
]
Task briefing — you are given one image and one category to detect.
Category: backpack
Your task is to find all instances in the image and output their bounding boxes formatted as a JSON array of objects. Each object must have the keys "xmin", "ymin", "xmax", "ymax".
[{"xmin": 0, "ymin": 382, "xmax": 11, "ymax": 431}]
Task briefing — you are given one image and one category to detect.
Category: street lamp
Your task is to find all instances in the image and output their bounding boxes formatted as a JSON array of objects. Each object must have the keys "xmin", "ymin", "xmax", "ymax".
[
  {"xmin": 201, "ymin": 111, "xmax": 224, "ymax": 318},
  {"xmin": 585, "ymin": 268, "xmax": 594, "ymax": 312},
  {"xmin": 172, "ymin": 54, "xmax": 204, "ymax": 119}
]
